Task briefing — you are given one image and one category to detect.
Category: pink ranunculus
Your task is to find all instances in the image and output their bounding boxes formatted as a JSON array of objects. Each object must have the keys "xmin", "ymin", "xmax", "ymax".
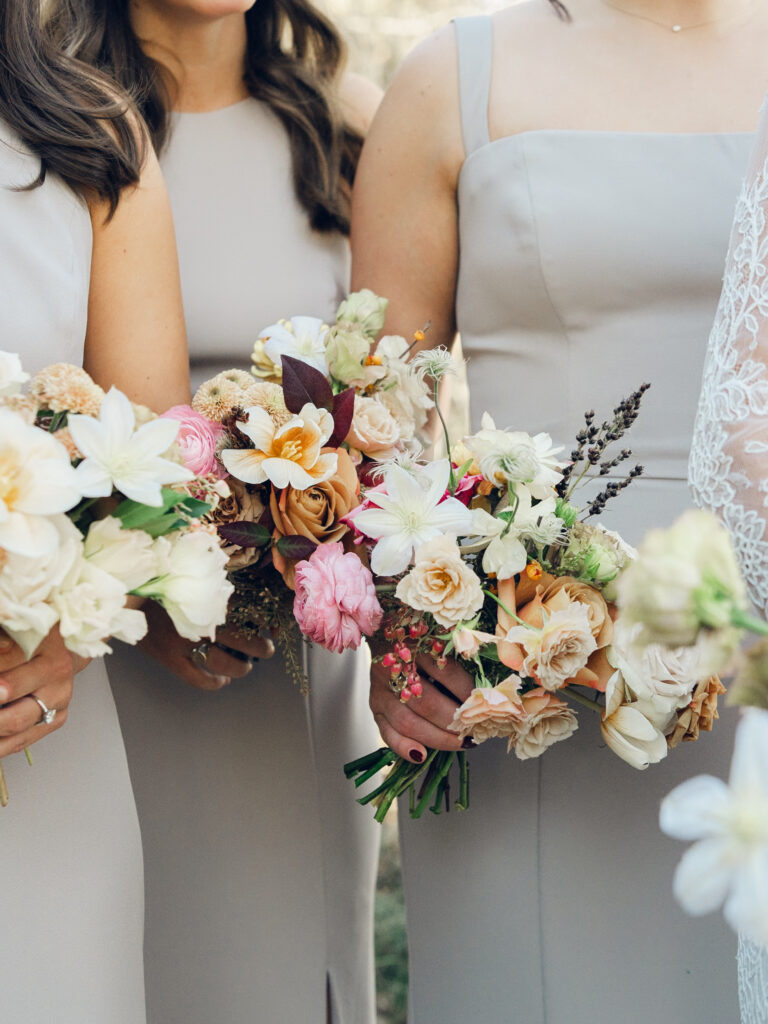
[
  {"xmin": 162, "ymin": 404, "xmax": 224, "ymax": 477},
  {"xmin": 294, "ymin": 542, "xmax": 383, "ymax": 653}
]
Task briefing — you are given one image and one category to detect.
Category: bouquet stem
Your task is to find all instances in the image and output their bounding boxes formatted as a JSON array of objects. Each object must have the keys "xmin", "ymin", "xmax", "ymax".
[{"xmin": 344, "ymin": 747, "xmax": 470, "ymax": 821}]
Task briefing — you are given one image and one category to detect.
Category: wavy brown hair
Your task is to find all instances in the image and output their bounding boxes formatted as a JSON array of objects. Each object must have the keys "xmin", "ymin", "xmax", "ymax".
[
  {"xmin": 48, "ymin": 0, "xmax": 363, "ymax": 235},
  {"xmin": 0, "ymin": 0, "xmax": 143, "ymax": 212}
]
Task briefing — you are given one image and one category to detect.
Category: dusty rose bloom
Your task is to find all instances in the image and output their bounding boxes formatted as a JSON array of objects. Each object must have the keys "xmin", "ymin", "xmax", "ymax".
[
  {"xmin": 511, "ymin": 687, "xmax": 578, "ymax": 760},
  {"xmin": 449, "ymin": 676, "xmax": 525, "ymax": 744}
]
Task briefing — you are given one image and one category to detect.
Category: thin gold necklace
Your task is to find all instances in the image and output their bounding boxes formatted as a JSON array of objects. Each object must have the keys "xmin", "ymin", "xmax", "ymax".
[{"xmin": 601, "ymin": 0, "xmax": 753, "ymax": 32}]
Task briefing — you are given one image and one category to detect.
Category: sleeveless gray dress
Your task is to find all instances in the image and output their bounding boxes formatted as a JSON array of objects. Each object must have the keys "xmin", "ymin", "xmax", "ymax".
[
  {"xmin": 107, "ymin": 100, "xmax": 379, "ymax": 1024},
  {"xmin": 0, "ymin": 122, "xmax": 146, "ymax": 1022},
  {"xmin": 397, "ymin": 18, "xmax": 750, "ymax": 1023}
]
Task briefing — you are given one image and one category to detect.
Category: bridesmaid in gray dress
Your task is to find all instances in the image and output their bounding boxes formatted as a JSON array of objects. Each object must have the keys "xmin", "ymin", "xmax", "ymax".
[
  {"xmin": 56, "ymin": 2, "xmax": 382, "ymax": 1021},
  {"xmin": 352, "ymin": 1, "xmax": 768, "ymax": 1021},
  {"xmin": 0, "ymin": 3, "xmax": 189, "ymax": 1019}
]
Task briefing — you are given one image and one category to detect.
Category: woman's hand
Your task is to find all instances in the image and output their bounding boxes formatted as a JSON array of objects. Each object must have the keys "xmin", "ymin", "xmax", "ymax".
[
  {"xmin": 370, "ymin": 652, "xmax": 475, "ymax": 764},
  {"xmin": 0, "ymin": 628, "xmax": 85, "ymax": 758},
  {"xmin": 138, "ymin": 602, "xmax": 276, "ymax": 692}
]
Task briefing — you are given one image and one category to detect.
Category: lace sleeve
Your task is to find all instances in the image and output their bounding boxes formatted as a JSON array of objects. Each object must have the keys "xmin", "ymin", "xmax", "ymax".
[{"xmin": 689, "ymin": 104, "xmax": 768, "ymax": 617}]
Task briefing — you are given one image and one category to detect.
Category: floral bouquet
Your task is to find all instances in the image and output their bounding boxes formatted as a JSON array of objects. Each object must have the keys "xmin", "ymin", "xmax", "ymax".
[
  {"xmin": 616, "ymin": 509, "xmax": 768, "ymax": 947},
  {"xmin": 167, "ymin": 291, "xmax": 433, "ymax": 688},
  {"xmin": 0, "ymin": 352, "xmax": 232, "ymax": 804},
  {"xmin": 329, "ymin": 367, "xmax": 724, "ymax": 823}
]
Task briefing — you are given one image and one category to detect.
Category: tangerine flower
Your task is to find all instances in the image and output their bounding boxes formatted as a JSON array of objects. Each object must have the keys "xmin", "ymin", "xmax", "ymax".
[{"xmin": 221, "ymin": 403, "xmax": 338, "ymax": 491}]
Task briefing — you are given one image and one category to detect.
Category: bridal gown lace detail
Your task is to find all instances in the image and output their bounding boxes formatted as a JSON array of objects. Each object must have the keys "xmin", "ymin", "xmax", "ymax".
[{"xmin": 689, "ymin": 106, "xmax": 768, "ymax": 1024}]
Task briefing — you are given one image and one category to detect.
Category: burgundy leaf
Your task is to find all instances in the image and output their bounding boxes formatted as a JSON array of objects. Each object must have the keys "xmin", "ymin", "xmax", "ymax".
[
  {"xmin": 281, "ymin": 355, "xmax": 333, "ymax": 414},
  {"xmin": 275, "ymin": 534, "xmax": 318, "ymax": 561},
  {"xmin": 218, "ymin": 522, "xmax": 272, "ymax": 549},
  {"xmin": 328, "ymin": 388, "xmax": 355, "ymax": 448}
]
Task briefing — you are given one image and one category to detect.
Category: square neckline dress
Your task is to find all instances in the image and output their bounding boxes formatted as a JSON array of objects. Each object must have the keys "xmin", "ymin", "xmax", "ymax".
[{"xmin": 397, "ymin": 17, "xmax": 753, "ymax": 1024}]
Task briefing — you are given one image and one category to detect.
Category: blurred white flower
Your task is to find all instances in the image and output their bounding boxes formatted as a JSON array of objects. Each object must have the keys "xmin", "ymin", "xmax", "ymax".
[
  {"xmin": 83, "ymin": 516, "xmax": 159, "ymax": 593},
  {"xmin": 464, "ymin": 414, "xmax": 564, "ymax": 498},
  {"xmin": 0, "ymin": 408, "xmax": 82, "ymax": 557},
  {"xmin": 601, "ymin": 671, "xmax": 670, "ymax": 770},
  {"xmin": 261, "ymin": 316, "xmax": 329, "ymax": 375},
  {"xmin": 0, "ymin": 351, "xmax": 29, "ymax": 398},
  {"xmin": 352, "ymin": 460, "xmax": 473, "ymax": 576},
  {"xmin": 660, "ymin": 709, "xmax": 768, "ymax": 947},
  {"xmin": 617, "ymin": 509, "xmax": 747, "ymax": 670},
  {"xmin": 609, "ymin": 618, "xmax": 700, "ymax": 716},
  {"xmin": 138, "ymin": 528, "xmax": 233, "ymax": 641},
  {"xmin": 69, "ymin": 388, "xmax": 193, "ymax": 506}
]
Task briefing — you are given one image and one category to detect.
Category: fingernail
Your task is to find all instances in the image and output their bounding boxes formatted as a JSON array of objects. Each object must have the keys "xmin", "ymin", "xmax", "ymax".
[
  {"xmin": 462, "ymin": 736, "xmax": 477, "ymax": 749},
  {"xmin": 409, "ymin": 748, "xmax": 424, "ymax": 763}
]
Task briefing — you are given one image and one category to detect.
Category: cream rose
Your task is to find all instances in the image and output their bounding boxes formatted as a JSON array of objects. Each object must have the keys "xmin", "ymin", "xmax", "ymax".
[
  {"xmin": 449, "ymin": 676, "xmax": 525, "ymax": 744},
  {"xmin": 511, "ymin": 687, "xmax": 578, "ymax": 759},
  {"xmin": 346, "ymin": 395, "xmax": 402, "ymax": 461},
  {"xmin": 396, "ymin": 535, "xmax": 484, "ymax": 628}
]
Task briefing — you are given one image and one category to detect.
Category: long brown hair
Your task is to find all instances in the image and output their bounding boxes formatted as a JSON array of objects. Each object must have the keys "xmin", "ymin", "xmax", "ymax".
[
  {"xmin": 48, "ymin": 0, "xmax": 363, "ymax": 234},
  {"xmin": 0, "ymin": 0, "xmax": 143, "ymax": 212}
]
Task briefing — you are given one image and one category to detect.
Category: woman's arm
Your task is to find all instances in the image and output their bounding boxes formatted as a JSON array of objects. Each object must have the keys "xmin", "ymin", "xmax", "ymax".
[
  {"xmin": 84, "ymin": 144, "xmax": 190, "ymax": 411},
  {"xmin": 350, "ymin": 27, "xmax": 464, "ymax": 352}
]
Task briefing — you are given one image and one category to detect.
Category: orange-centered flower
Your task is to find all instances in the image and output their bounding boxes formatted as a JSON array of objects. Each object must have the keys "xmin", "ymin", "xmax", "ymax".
[{"xmin": 221, "ymin": 403, "xmax": 338, "ymax": 492}]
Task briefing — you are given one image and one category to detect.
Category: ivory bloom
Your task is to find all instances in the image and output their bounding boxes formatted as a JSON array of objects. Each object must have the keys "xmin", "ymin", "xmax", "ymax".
[
  {"xmin": 346, "ymin": 396, "xmax": 402, "ymax": 462},
  {"xmin": 464, "ymin": 414, "xmax": 564, "ymax": 498},
  {"xmin": 396, "ymin": 535, "xmax": 484, "ymax": 627},
  {"xmin": 0, "ymin": 351, "xmax": 29, "ymax": 398},
  {"xmin": 222, "ymin": 403, "xmax": 338, "ymax": 491},
  {"xmin": 502, "ymin": 602, "xmax": 597, "ymax": 691},
  {"xmin": 601, "ymin": 672, "xmax": 669, "ymax": 770}
]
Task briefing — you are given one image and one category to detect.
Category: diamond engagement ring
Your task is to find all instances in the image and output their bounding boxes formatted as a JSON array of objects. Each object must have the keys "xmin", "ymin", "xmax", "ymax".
[{"xmin": 30, "ymin": 694, "xmax": 56, "ymax": 726}]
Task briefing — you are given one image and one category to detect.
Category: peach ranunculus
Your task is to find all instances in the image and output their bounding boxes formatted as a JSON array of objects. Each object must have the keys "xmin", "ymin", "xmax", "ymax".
[
  {"xmin": 270, "ymin": 447, "xmax": 359, "ymax": 545},
  {"xmin": 221, "ymin": 402, "xmax": 337, "ymax": 491},
  {"xmin": 449, "ymin": 676, "xmax": 525, "ymax": 744},
  {"xmin": 510, "ymin": 686, "xmax": 578, "ymax": 759},
  {"xmin": 396, "ymin": 535, "xmax": 484, "ymax": 628},
  {"xmin": 345, "ymin": 395, "xmax": 402, "ymax": 462}
]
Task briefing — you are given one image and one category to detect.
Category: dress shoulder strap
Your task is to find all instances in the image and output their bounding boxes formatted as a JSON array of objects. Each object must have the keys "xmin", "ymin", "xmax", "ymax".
[{"xmin": 453, "ymin": 15, "xmax": 493, "ymax": 156}]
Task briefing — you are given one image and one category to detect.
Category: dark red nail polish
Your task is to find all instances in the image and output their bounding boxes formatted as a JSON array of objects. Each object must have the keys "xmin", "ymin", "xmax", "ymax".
[
  {"xmin": 410, "ymin": 748, "xmax": 424, "ymax": 763},
  {"xmin": 462, "ymin": 736, "xmax": 477, "ymax": 749}
]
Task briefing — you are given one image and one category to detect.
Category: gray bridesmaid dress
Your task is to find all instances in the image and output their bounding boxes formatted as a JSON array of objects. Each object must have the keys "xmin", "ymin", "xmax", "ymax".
[
  {"xmin": 0, "ymin": 122, "xmax": 146, "ymax": 1022},
  {"xmin": 107, "ymin": 100, "xmax": 379, "ymax": 1024},
  {"xmin": 398, "ymin": 17, "xmax": 751, "ymax": 1023}
]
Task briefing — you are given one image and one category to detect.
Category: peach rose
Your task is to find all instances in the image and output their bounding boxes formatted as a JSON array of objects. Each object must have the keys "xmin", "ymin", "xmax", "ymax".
[
  {"xmin": 345, "ymin": 395, "xmax": 402, "ymax": 461},
  {"xmin": 511, "ymin": 687, "xmax": 578, "ymax": 759},
  {"xmin": 396, "ymin": 535, "xmax": 484, "ymax": 628},
  {"xmin": 502, "ymin": 601, "xmax": 597, "ymax": 691},
  {"xmin": 515, "ymin": 573, "xmax": 613, "ymax": 648},
  {"xmin": 449, "ymin": 676, "xmax": 525, "ymax": 744},
  {"xmin": 270, "ymin": 447, "xmax": 359, "ymax": 545}
]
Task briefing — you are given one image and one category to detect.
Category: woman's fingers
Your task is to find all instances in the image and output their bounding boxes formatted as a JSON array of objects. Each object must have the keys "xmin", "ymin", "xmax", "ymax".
[
  {"xmin": 0, "ymin": 686, "xmax": 66, "ymax": 738},
  {"xmin": 415, "ymin": 653, "xmax": 475, "ymax": 703},
  {"xmin": 214, "ymin": 625, "xmax": 275, "ymax": 661},
  {"xmin": 0, "ymin": 707, "xmax": 68, "ymax": 759},
  {"xmin": 0, "ymin": 633, "xmax": 74, "ymax": 705},
  {"xmin": 370, "ymin": 665, "xmax": 464, "ymax": 757}
]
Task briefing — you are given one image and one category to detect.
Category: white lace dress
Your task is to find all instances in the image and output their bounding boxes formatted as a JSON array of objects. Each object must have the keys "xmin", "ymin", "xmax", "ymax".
[{"xmin": 689, "ymin": 101, "xmax": 768, "ymax": 1024}]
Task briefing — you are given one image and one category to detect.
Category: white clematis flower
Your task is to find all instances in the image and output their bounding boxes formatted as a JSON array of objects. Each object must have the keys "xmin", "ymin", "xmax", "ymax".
[
  {"xmin": 69, "ymin": 388, "xmax": 193, "ymax": 506},
  {"xmin": 468, "ymin": 490, "xmax": 562, "ymax": 580},
  {"xmin": 0, "ymin": 351, "xmax": 29, "ymax": 398},
  {"xmin": 352, "ymin": 460, "xmax": 474, "ymax": 576},
  {"xmin": 261, "ymin": 316, "xmax": 329, "ymax": 376},
  {"xmin": 660, "ymin": 709, "xmax": 768, "ymax": 946},
  {"xmin": 0, "ymin": 408, "xmax": 82, "ymax": 557}
]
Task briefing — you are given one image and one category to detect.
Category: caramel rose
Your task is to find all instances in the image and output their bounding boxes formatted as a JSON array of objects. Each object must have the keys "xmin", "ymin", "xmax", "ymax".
[
  {"xmin": 517, "ymin": 572, "xmax": 613, "ymax": 649},
  {"xmin": 270, "ymin": 447, "xmax": 359, "ymax": 544},
  {"xmin": 667, "ymin": 675, "xmax": 727, "ymax": 749}
]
